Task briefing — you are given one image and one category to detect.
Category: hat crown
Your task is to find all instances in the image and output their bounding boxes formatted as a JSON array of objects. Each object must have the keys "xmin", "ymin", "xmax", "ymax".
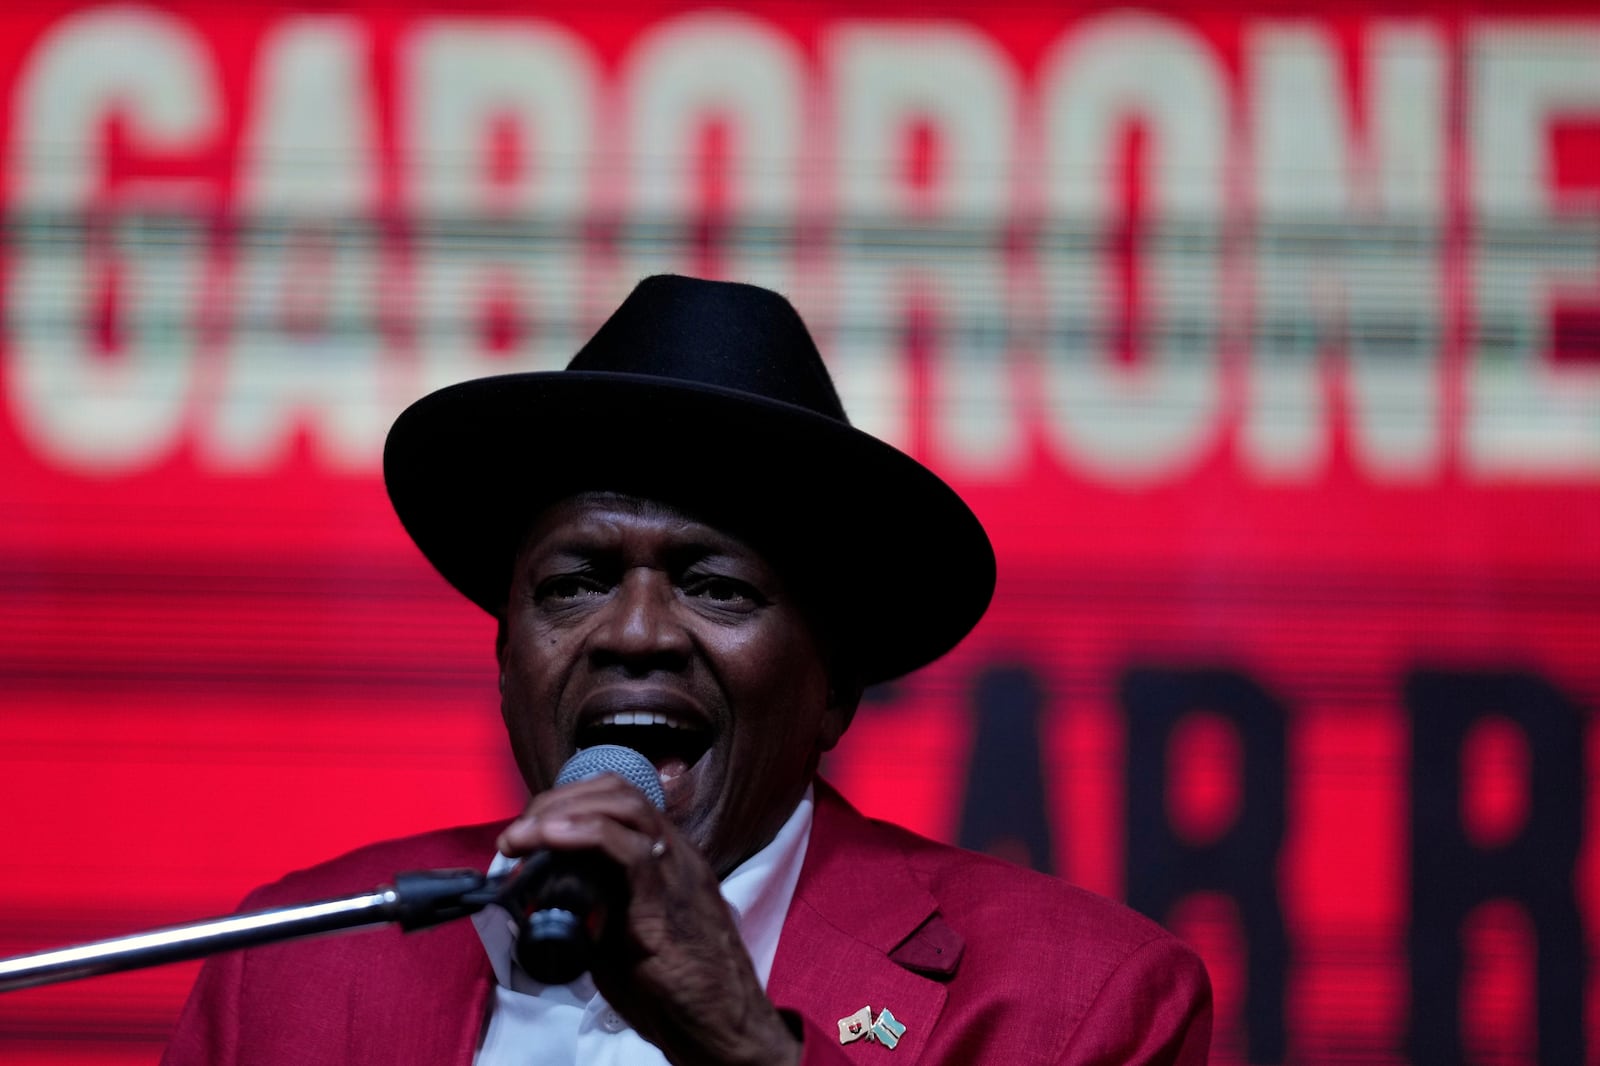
[{"xmin": 568, "ymin": 275, "xmax": 848, "ymax": 422}]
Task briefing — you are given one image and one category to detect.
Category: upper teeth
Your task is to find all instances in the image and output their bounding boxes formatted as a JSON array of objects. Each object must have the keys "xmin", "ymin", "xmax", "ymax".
[{"xmin": 596, "ymin": 711, "xmax": 693, "ymax": 728}]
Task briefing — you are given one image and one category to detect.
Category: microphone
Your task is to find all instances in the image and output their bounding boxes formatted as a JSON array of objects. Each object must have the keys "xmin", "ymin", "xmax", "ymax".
[{"xmin": 497, "ymin": 745, "xmax": 666, "ymax": 984}]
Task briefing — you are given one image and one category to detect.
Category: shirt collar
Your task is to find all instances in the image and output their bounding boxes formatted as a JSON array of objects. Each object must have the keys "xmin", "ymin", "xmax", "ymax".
[{"xmin": 473, "ymin": 784, "xmax": 814, "ymax": 993}]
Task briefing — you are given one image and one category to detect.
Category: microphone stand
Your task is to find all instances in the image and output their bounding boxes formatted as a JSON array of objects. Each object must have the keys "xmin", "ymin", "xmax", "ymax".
[{"xmin": 0, "ymin": 869, "xmax": 505, "ymax": 994}]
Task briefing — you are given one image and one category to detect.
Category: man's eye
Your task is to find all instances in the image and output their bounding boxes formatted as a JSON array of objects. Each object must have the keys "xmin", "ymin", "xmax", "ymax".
[
  {"xmin": 684, "ymin": 575, "xmax": 764, "ymax": 607},
  {"xmin": 536, "ymin": 574, "xmax": 607, "ymax": 601}
]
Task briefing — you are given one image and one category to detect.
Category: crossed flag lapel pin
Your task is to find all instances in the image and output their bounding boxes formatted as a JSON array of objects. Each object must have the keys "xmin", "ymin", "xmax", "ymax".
[{"xmin": 837, "ymin": 1005, "xmax": 908, "ymax": 1049}]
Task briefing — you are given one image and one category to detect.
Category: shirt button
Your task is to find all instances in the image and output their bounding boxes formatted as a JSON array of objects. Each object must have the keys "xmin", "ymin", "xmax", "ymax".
[{"xmin": 601, "ymin": 1009, "xmax": 627, "ymax": 1033}]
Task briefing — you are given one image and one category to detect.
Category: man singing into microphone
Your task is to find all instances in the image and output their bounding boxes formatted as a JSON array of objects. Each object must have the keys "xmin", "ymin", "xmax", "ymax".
[{"xmin": 164, "ymin": 275, "xmax": 1211, "ymax": 1065}]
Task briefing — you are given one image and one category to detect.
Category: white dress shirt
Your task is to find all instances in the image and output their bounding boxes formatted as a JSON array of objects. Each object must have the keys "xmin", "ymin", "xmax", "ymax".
[{"xmin": 472, "ymin": 786, "xmax": 814, "ymax": 1065}]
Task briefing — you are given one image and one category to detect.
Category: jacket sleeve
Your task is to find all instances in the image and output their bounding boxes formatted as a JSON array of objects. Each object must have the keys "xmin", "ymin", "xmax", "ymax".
[{"xmin": 1057, "ymin": 935, "xmax": 1213, "ymax": 1065}]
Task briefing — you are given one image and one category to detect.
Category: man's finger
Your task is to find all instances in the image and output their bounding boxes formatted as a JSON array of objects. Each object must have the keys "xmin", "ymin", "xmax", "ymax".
[{"xmin": 497, "ymin": 775, "xmax": 672, "ymax": 856}]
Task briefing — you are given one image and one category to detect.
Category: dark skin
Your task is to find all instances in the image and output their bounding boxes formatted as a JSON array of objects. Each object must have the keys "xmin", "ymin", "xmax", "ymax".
[{"xmin": 494, "ymin": 492, "xmax": 857, "ymax": 1066}]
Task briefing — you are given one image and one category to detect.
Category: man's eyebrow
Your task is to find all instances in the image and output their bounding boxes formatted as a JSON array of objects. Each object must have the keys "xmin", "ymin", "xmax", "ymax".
[{"xmin": 667, "ymin": 542, "xmax": 750, "ymax": 568}]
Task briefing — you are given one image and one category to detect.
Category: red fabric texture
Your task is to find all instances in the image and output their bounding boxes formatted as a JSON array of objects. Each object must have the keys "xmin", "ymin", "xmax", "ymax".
[{"xmin": 163, "ymin": 782, "xmax": 1211, "ymax": 1064}]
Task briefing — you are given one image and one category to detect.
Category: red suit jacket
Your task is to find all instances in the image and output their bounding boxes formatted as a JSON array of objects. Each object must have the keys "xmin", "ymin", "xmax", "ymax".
[{"xmin": 164, "ymin": 783, "xmax": 1211, "ymax": 1064}]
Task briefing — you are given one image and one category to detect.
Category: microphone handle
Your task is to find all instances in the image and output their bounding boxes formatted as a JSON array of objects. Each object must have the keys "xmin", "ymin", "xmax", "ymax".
[
  {"xmin": 506, "ymin": 851, "xmax": 623, "ymax": 985},
  {"xmin": 500, "ymin": 745, "xmax": 665, "ymax": 984}
]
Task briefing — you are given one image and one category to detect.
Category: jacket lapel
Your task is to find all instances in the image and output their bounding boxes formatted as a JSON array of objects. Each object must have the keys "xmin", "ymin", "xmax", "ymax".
[{"xmin": 767, "ymin": 783, "xmax": 955, "ymax": 1063}]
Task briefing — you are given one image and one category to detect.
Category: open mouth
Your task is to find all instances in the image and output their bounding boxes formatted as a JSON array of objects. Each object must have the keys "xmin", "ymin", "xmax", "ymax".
[{"xmin": 574, "ymin": 711, "xmax": 715, "ymax": 784}]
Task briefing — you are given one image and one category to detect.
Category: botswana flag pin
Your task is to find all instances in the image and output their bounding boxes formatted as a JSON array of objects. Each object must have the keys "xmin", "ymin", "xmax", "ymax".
[{"xmin": 870, "ymin": 1007, "xmax": 908, "ymax": 1049}]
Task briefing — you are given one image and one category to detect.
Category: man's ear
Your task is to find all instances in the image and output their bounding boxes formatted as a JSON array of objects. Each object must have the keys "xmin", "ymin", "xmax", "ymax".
[
  {"xmin": 495, "ymin": 616, "xmax": 509, "ymax": 691},
  {"xmin": 818, "ymin": 679, "xmax": 862, "ymax": 753}
]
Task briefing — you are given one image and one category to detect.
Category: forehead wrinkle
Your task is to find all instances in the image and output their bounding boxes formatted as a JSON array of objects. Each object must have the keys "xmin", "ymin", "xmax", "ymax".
[{"xmin": 521, "ymin": 491, "xmax": 768, "ymax": 571}]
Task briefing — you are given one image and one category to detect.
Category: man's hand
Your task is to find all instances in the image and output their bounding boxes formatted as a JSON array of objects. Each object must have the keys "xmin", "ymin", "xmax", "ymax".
[{"xmin": 496, "ymin": 774, "xmax": 802, "ymax": 1066}]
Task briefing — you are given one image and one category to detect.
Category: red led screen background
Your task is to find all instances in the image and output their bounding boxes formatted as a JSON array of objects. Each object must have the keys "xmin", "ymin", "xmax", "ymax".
[{"xmin": 1, "ymin": 2, "xmax": 1599, "ymax": 1063}]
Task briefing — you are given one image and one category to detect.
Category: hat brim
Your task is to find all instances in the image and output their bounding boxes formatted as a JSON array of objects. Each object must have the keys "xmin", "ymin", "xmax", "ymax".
[{"xmin": 383, "ymin": 372, "xmax": 995, "ymax": 685}]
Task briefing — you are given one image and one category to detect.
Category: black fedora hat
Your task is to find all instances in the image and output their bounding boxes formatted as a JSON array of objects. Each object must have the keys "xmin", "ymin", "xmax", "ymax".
[{"xmin": 382, "ymin": 274, "xmax": 995, "ymax": 684}]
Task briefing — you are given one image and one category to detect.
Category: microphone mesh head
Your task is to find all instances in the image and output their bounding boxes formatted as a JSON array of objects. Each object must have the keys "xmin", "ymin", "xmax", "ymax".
[{"xmin": 556, "ymin": 745, "xmax": 666, "ymax": 810}]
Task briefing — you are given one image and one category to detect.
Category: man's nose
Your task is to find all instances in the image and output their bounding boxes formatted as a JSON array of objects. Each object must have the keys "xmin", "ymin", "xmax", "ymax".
[{"xmin": 590, "ymin": 567, "xmax": 691, "ymax": 669}]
